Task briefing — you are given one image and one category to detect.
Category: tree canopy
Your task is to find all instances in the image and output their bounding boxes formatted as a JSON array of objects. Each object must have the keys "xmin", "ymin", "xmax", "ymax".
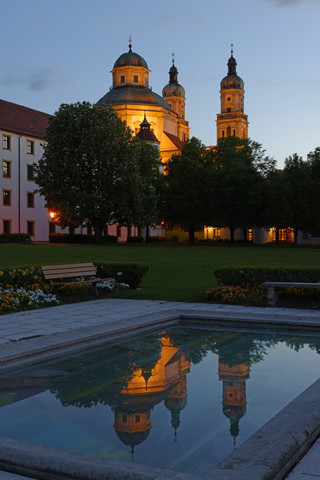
[{"xmin": 35, "ymin": 102, "xmax": 163, "ymax": 242}]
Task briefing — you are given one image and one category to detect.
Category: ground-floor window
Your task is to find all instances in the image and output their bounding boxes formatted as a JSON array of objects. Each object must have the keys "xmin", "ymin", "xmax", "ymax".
[
  {"xmin": 247, "ymin": 228, "xmax": 253, "ymax": 241},
  {"xmin": 27, "ymin": 221, "xmax": 35, "ymax": 237},
  {"xmin": 3, "ymin": 219, "xmax": 11, "ymax": 234},
  {"xmin": 271, "ymin": 228, "xmax": 294, "ymax": 242}
]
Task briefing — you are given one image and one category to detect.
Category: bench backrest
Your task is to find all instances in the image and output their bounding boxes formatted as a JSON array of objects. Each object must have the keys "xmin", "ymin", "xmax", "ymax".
[{"xmin": 41, "ymin": 263, "xmax": 96, "ymax": 280}]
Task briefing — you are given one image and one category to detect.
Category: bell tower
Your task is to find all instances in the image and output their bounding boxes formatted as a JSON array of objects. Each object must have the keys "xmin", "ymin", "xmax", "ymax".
[{"xmin": 216, "ymin": 45, "xmax": 249, "ymax": 141}]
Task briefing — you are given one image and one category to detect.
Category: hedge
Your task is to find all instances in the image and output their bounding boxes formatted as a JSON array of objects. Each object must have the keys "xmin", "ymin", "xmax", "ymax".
[
  {"xmin": 0, "ymin": 233, "xmax": 31, "ymax": 244},
  {"xmin": 214, "ymin": 267, "xmax": 320, "ymax": 286},
  {"xmin": 49, "ymin": 234, "xmax": 118, "ymax": 244},
  {"xmin": 0, "ymin": 262, "xmax": 149, "ymax": 290}
]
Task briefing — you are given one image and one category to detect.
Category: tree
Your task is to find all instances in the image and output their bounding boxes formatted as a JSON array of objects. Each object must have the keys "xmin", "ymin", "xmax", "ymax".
[
  {"xmin": 35, "ymin": 102, "xmax": 162, "ymax": 243},
  {"xmin": 162, "ymin": 137, "xmax": 212, "ymax": 243},
  {"xmin": 210, "ymin": 137, "xmax": 275, "ymax": 241}
]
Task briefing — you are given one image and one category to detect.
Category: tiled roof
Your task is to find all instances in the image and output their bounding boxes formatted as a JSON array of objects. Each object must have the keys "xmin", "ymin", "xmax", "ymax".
[
  {"xmin": 163, "ymin": 131, "xmax": 185, "ymax": 151},
  {"xmin": 0, "ymin": 99, "xmax": 50, "ymax": 138},
  {"xmin": 136, "ymin": 129, "xmax": 159, "ymax": 143}
]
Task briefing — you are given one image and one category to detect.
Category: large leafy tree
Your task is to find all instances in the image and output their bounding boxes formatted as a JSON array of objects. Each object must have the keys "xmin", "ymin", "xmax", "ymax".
[
  {"xmin": 210, "ymin": 137, "xmax": 275, "ymax": 241},
  {"xmin": 162, "ymin": 137, "xmax": 213, "ymax": 243},
  {"xmin": 35, "ymin": 102, "xmax": 162, "ymax": 243}
]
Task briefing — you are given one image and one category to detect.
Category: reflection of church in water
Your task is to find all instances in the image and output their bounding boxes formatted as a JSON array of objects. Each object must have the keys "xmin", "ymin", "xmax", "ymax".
[{"xmin": 111, "ymin": 334, "xmax": 250, "ymax": 454}]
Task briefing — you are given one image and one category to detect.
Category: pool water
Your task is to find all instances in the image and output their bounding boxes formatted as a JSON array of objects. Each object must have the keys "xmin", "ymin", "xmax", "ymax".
[{"xmin": 1, "ymin": 325, "xmax": 320, "ymax": 476}]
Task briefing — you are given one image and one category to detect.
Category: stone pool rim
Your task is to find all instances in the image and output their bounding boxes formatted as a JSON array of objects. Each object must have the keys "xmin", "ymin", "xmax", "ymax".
[{"xmin": 0, "ymin": 305, "xmax": 320, "ymax": 480}]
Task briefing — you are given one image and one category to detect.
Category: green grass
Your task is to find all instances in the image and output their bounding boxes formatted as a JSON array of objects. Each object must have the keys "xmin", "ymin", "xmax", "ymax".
[{"xmin": 1, "ymin": 243, "xmax": 320, "ymax": 302}]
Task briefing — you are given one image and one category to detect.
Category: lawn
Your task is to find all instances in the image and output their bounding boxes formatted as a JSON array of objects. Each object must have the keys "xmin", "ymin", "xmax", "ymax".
[{"xmin": 1, "ymin": 243, "xmax": 320, "ymax": 302}]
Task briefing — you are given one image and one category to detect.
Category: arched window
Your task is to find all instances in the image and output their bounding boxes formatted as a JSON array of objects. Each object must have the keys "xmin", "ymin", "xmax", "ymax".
[{"xmin": 227, "ymin": 126, "xmax": 231, "ymax": 137}]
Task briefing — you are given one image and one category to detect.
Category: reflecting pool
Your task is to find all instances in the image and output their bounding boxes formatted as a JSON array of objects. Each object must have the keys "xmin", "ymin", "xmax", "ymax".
[{"xmin": 1, "ymin": 325, "xmax": 320, "ymax": 476}]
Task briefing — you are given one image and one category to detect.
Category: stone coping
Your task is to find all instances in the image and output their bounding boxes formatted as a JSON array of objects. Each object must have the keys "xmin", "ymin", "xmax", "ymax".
[{"xmin": 0, "ymin": 306, "xmax": 320, "ymax": 479}]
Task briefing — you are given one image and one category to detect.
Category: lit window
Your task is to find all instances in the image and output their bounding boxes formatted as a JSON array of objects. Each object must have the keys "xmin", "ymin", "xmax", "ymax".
[
  {"xmin": 3, "ymin": 220, "xmax": 11, "ymax": 234},
  {"xmin": 2, "ymin": 135, "xmax": 10, "ymax": 150},
  {"xmin": 120, "ymin": 76, "xmax": 125, "ymax": 84},
  {"xmin": 247, "ymin": 228, "xmax": 253, "ymax": 241},
  {"xmin": 26, "ymin": 140, "xmax": 34, "ymax": 155},
  {"xmin": 27, "ymin": 164, "xmax": 35, "ymax": 180},
  {"xmin": 2, "ymin": 160, "xmax": 11, "ymax": 178},
  {"xmin": 213, "ymin": 228, "xmax": 221, "ymax": 238},
  {"xmin": 27, "ymin": 221, "xmax": 34, "ymax": 236},
  {"xmin": 3, "ymin": 189, "xmax": 11, "ymax": 206},
  {"xmin": 134, "ymin": 75, "xmax": 138, "ymax": 83},
  {"xmin": 27, "ymin": 192, "xmax": 35, "ymax": 208}
]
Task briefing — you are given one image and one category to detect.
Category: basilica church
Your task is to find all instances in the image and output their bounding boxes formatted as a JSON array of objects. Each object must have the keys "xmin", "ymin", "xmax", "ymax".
[{"xmin": 0, "ymin": 43, "xmax": 315, "ymax": 244}]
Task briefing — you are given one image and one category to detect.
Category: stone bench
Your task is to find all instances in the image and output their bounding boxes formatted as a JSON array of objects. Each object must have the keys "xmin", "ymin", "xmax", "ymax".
[{"xmin": 262, "ymin": 281, "xmax": 320, "ymax": 306}]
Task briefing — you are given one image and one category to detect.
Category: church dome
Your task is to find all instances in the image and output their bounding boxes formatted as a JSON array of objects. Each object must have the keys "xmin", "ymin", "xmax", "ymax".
[
  {"xmin": 162, "ymin": 59, "xmax": 185, "ymax": 98},
  {"xmin": 162, "ymin": 82, "xmax": 185, "ymax": 98},
  {"xmin": 114, "ymin": 45, "xmax": 148, "ymax": 69},
  {"xmin": 220, "ymin": 48, "xmax": 244, "ymax": 91}
]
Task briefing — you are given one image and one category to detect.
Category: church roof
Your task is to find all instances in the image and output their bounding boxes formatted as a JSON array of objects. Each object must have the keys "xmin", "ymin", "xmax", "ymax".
[
  {"xmin": 113, "ymin": 46, "xmax": 149, "ymax": 69},
  {"xmin": 97, "ymin": 86, "xmax": 171, "ymax": 109},
  {"xmin": 163, "ymin": 131, "xmax": 185, "ymax": 151},
  {"xmin": 0, "ymin": 99, "xmax": 50, "ymax": 138}
]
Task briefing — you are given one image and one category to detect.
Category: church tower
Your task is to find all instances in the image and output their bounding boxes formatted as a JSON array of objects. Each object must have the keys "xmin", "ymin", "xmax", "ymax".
[
  {"xmin": 216, "ymin": 46, "xmax": 249, "ymax": 141},
  {"xmin": 162, "ymin": 55, "xmax": 186, "ymax": 120}
]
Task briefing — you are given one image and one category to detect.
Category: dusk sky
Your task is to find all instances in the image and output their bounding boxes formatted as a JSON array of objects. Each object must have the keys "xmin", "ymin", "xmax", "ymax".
[{"xmin": 1, "ymin": 0, "xmax": 319, "ymax": 167}]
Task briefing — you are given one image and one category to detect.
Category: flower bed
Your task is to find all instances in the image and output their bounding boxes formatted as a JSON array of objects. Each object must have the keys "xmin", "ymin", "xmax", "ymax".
[
  {"xmin": 0, "ymin": 286, "xmax": 59, "ymax": 313},
  {"xmin": 205, "ymin": 283, "xmax": 267, "ymax": 307}
]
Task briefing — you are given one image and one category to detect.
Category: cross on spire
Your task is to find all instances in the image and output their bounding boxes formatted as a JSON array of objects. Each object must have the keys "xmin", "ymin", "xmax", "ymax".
[
  {"xmin": 230, "ymin": 43, "xmax": 234, "ymax": 56},
  {"xmin": 128, "ymin": 35, "xmax": 132, "ymax": 51}
]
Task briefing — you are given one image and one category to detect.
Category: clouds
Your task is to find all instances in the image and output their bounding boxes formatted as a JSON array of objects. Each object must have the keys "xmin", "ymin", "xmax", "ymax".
[
  {"xmin": 266, "ymin": 0, "xmax": 320, "ymax": 7},
  {"xmin": 0, "ymin": 67, "xmax": 63, "ymax": 93}
]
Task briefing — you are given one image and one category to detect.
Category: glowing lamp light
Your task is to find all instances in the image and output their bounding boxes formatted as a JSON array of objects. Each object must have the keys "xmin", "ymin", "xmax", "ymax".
[{"xmin": 49, "ymin": 211, "xmax": 56, "ymax": 219}]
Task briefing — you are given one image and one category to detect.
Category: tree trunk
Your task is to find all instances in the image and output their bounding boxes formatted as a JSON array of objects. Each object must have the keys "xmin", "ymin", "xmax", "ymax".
[
  {"xmin": 145, "ymin": 225, "xmax": 150, "ymax": 242},
  {"xmin": 127, "ymin": 226, "xmax": 131, "ymax": 239},
  {"xmin": 276, "ymin": 228, "xmax": 279, "ymax": 245},
  {"xmin": 189, "ymin": 226, "xmax": 195, "ymax": 245},
  {"xmin": 293, "ymin": 227, "xmax": 298, "ymax": 246},
  {"xmin": 229, "ymin": 227, "xmax": 235, "ymax": 243},
  {"xmin": 93, "ymin": 223, "xmax": 104, "ymax": 244},
  {"xmin": 242, "ymin": 227, "xmax": 247, "ymax": 244}
]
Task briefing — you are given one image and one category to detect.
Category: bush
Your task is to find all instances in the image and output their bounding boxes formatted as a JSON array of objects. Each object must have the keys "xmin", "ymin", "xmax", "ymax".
[
  {"xmin": 0, "ymin": 233, "xmax": 31, "ymax": 244},
  {"xmin": 127, "ymin": 236, "xmax": 144, "ymax": 243},
  {"xmin": 146, "ymin": 236, "xmax": 166, "ymax": 243},
  {"xmin": 94, "ymin": 262, "xmax": 149, "ymax": 289},
  {"xmin": 49, "ymin": 234, "xmax": 117, "ymax": 244},
  {"xmin": 214, "ymin": 267, "xmax": 320, "ymax": 287}
]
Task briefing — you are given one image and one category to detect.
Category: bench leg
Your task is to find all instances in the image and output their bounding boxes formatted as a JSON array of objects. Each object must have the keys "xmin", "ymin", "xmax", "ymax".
[{"xmin": 267, "ymin": 287, "xmax": 278, "ymax": 307}]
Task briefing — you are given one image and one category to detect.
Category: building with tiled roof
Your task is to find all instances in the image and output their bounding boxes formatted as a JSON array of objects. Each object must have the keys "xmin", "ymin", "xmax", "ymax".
[{"xmin": 0, "ymin": 100, "xmax": 53, "ymax": 240}]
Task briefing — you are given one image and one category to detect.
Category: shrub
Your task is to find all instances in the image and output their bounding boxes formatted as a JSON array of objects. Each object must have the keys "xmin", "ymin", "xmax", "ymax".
[
  {"xmin": 127, "ymin": 236, "xmax": 144, "ymax": 243},
  {"xmin": 0, "ymin": 233, "xmax": 31, "ymax": 244},
  {"xmin": 214, "ymin": 267, "xmax": 320, "ymax": 287},
  {"xmin": 146, "ymin": 236, "xmax": 166, "ymax": 243},
  {"xmin": 94, "ymin": 262, "xmax": 149, "ymax": 289},
  {"xmin": 49, "ymin": 234, "xmax": 117, "ymax": 244}
]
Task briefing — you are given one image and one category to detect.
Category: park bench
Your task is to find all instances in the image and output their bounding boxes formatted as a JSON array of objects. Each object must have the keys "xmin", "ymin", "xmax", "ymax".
[
  {"xmin": 41, "ymin": 262, "xmax": 112, "ymax": 297},
  {"xmin": 262, "ymin": 281, "xmax": 320, "ymax": 306}
]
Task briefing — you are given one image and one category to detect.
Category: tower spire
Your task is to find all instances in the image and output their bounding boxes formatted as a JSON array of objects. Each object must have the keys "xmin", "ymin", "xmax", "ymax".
[{"xmin": 128, "ymin": 35, "xmax": 132, "ymax": 51}]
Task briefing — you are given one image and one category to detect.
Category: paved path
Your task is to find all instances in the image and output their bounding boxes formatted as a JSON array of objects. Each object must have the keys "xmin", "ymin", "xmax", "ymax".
[{"xmin": 0, "ymin": 298, "xmax": 319, "ymax": 479}]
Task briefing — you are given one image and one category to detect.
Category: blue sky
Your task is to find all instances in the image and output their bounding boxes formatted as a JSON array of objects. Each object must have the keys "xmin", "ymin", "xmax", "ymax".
[{"xmin": 1, "ymin": 0, "xmax": 319, "ymax": 167}]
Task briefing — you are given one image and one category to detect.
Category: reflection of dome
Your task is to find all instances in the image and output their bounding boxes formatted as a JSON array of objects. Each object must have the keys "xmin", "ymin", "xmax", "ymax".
[
  {"xmin": 223, "ymin": 404, "xmax": 246, "ymax": 443},
  {"xmin": 220, "ymin": 49, "xmax": 244, "ymax": 91},
  {"xmin": 115, "ymin": 429, "xmax": 150, "ymax": 448},
  {"xmin": 114, "ymin": 46, "xmax": 148, "ymax": 69},
  {"xmin": 165, "ymin": 394, "xmax": 188, "ymax": 438}
]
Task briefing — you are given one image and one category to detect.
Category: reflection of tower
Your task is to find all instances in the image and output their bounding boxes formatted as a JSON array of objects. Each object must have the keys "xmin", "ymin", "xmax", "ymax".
[
  {"xmin": 164, "ymin": 375, "xmax": 188, "ymax": 441},
  {"xmin": 112, "ymin": 335, "xmax": 190, "ymax": 456},
  {"xmin": 218, "ymin": 355, "xmax": 250, "ymax": 446}
]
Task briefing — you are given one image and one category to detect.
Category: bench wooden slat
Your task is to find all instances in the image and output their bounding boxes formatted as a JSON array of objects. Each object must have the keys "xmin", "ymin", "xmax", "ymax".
[{"xmin": 41, "ymin": 262, "xmax": 112, "ymax": 297}]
